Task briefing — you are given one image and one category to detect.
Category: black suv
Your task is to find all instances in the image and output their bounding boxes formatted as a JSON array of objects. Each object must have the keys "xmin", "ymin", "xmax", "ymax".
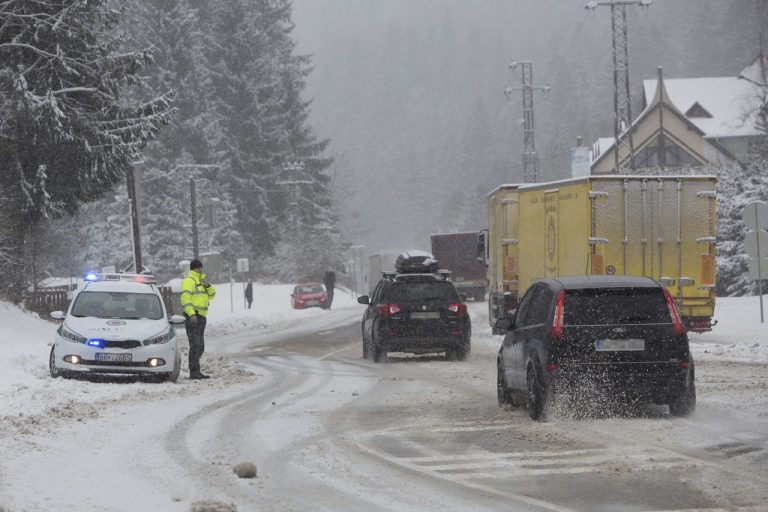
[
  {"xmin": 358, "ymin": 272, "xmax": 471, "ymax": 362},
  {"xmin": 496, "ymin": 276, "xmax": 695, "ymax": 421}
]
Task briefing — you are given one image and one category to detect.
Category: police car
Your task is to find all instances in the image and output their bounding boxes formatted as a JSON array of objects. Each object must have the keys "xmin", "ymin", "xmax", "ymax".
[{"xmin": 49, "ymin": 273, "xmax": 186, "ymax": 382}]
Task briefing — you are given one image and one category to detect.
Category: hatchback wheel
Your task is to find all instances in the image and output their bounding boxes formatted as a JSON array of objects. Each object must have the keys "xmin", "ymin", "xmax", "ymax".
[
  {"xmin": 669, "ymin": 372, "xmax": 696, "ymax": 417},
  {"xmin": 527, "ymin": 366, "xmax": 547, "ymax": 421},
  {"xmin": 497, "ymin": 362, "xmax": 512, "ymax": 407}
]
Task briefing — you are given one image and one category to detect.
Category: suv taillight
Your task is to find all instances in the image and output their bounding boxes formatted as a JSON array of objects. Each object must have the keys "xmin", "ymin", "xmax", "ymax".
[
  {"xmin": 662, "ymin": 288, "xmax": 685, "ymax": 336},
  {"xmin": 551, "ymin": 290, "xmax": 565, "ymax": 340},
  {"xmin": 377, "ymin": 304, "xmax": 401, "ymax": 317},
  {"xmin": 447, "ymin": 303, "xmax": 467, "ymax": 314}
]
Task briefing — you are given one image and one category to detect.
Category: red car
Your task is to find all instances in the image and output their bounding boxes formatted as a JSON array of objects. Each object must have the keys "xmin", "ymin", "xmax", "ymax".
[{"xmin": 291, "ymin": 283, "xmax": 328, "ymax": 309}]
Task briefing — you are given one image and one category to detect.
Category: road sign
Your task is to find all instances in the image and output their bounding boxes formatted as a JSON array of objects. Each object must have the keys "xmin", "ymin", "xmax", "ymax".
[
  {"xmin": 236, "ymin": 258, "xmax": 249, "ymax": 273},
  {"xmin": 742, "ymin": 201, "xmax": 768, "ymax": 231},
  {"xmin": 744, "ymin": 229, "xmax": 768, "ymax": 261}
]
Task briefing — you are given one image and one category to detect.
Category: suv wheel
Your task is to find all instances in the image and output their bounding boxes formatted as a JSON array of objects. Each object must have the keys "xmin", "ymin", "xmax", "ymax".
[
  {"xmin": 373, "ymin": 344, "xmax": 385, "ymax": 363},
  {"xmin": 527, "ymin": 365, "xmax": 547, "ymax": 421},
  {"xmin": 669, "ymin": 371, "xmax": 696, "ymax": 417},
  {"xmin": 497, "ymin": 361, "xmax": 512, "ymax": 407},
  {"xmin": 456, "ymin": 343, "xmax": 470, "ymax": 361}
]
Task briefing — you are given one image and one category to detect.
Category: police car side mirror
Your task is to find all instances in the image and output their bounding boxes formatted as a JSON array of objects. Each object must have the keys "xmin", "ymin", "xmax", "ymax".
[
  {"xmin": 357, "ymin": 296, "xmax": 370, "ymax": 305},
  {"xmin": 169, "ymin": 315, "xmax": 186, "ymax": 325},
  {"xmin": 50, "ymin": 311, "xmax": 65, "ymax": 321}
]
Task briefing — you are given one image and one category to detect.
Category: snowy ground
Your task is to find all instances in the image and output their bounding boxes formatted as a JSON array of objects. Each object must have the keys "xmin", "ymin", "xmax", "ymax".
[
  {"xmin": 3, "ymin": 283, "xmax": 765, "ymax": 423},
  {"xmin": 0, "ymin": 284, "xmax": 766, "ymax": 511}
]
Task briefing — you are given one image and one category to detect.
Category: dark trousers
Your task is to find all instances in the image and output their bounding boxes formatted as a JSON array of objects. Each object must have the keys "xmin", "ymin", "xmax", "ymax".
[
  {"xmin": 246, "ymin": 298, "xmax": 252, "ymax": 309},
  {"xmin": 326, "ymin": 288, "xmax": 334, "ymax": 309},
  {"xmin": 184, "ymin": 314, "xmax": 207, "ymax": 373}
]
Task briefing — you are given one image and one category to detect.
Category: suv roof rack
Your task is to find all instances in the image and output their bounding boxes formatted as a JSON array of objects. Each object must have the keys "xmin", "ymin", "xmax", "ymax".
[{"xmin": 395, "ymin": 250, "xmax": 439, "ymax": 274}]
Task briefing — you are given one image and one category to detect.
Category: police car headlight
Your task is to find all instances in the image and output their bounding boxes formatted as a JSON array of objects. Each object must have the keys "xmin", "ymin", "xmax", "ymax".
[
  {"xmin": 59, "ymin": 325, "xmax": 86, "ymax": 343},
  {"xmin": 144, "ymin": 330, "xmax": 173, "ymax": 345}
]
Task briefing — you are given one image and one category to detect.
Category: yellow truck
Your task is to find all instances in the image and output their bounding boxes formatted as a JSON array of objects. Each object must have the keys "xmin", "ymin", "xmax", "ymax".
[{"xmin": 482, "ymin": 175, "xmax": 717, "ymax": 333}]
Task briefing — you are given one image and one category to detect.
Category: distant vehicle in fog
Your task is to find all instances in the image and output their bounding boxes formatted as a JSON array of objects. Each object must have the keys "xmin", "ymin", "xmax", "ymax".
[
  {"xmin": 291, "ymin": 283, "xmax": 328, "ymax": 309},
  {"xmin": 431, "ymin": 232, "xmax": 487, "ymax": 301}
]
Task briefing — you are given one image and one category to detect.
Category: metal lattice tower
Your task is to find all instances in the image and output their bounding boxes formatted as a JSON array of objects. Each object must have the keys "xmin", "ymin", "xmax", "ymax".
[
  {"xmin": 506, "ymin": 61, "xmax": 550, "ymax": 183},
  {"xmin": 587, "ymin": 0, "xmax": 651, "ymax": 174}
]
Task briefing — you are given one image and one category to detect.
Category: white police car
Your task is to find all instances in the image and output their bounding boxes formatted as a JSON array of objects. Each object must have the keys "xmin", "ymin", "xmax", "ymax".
[{"xmin": 49, "ymin": 273, "xmax": 186, "ymax": 382}]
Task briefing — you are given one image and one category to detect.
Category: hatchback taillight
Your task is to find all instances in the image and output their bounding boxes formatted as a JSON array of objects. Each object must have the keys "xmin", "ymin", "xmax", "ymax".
[
  {"xmin": 447, "ymin": 303, "xmax": 467, "ymax": 314},
  {"xmin": 377, "ymin": 304, "xmax": 401, "ymax": 317},
  {"xmin": 662, "ymin": 288, "xmax": 685, "ymax": 336},
  {"xmin": 551, "ymin": 290, "xmax": 565, "ymax": 340}
]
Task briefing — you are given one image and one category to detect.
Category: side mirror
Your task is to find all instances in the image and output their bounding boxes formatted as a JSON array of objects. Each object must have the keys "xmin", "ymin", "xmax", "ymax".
[
  {"xmin": 459, "ymin": 293, "xmax": 468, "ymax": 303},
  {"xmin": 50, "ymin": 311, "xmax": 65, "ymax": 321},
  {"xmin": 169, "ymin": 315, "xmax": 186, "ymax": 325},
  {"xmin": 357, "ymin": 295, "xmax": 370, "ymax": 305},
  {"xmin": 495, "ymin": 318, "xmax": 513, "ymax": 332}
]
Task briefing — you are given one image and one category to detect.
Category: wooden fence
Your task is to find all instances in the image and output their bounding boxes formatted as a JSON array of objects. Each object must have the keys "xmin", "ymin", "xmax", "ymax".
[{"xmin": 25, "ymin": 286, "xmax": 176, "ymax": 320}]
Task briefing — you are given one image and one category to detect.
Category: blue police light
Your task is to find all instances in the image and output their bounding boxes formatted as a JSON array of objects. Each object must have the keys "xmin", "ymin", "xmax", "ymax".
[
  {"xmin": 87, "ymin": 339, "xmax": 104, "ymax": 348},
  {"xmin": 84, "ymin": 273, "xmax": 99, "ymax": 281}
]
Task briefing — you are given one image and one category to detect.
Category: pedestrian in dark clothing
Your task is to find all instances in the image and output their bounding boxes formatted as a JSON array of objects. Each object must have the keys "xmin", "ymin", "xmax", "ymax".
[
  {"xmin": 323, "ymin": 270, "xmax": 336, "ymax": 310},
  {"xmin": 245, "ymin": 280, "xmax": 253, "ymax": 309}
]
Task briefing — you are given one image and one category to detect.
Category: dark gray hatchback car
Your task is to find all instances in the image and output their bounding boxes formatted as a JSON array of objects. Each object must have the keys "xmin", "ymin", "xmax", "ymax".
[{"xmin": 496, "ymin": 275, "xmax": 696, "ymax": 421}]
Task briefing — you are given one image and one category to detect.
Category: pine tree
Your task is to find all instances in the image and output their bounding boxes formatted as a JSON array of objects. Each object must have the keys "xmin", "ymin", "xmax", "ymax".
[{"xmin": 0, "ymin": 0, "xmax": 172, "ymax": 300}]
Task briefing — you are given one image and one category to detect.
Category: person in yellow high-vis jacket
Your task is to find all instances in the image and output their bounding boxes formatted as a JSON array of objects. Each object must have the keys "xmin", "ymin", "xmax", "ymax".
[{"xmin": 181, "ymin": 259, "xmax": 216, "ymax": 379}]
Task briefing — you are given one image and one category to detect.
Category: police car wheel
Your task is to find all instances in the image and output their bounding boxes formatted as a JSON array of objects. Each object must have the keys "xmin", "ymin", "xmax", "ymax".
[{"xmin": 49, "ymin": 346, "xmax": 72, "ymax": 379}]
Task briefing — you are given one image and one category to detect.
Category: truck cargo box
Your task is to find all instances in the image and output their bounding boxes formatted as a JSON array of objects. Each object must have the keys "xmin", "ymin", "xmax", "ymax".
[
  {"xmin": 431, "ymin": 232, "xmax": 487, "ymax": 301},
  {"xmin": 484, "ymin": 175, "xmax": 716, "ymax": 333}
]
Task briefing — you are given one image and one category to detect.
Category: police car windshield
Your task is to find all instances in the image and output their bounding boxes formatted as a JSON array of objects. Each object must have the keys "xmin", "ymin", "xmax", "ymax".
[{"xmin": 71, "ymin": 291, "xmax": 164, "ymax": 320}]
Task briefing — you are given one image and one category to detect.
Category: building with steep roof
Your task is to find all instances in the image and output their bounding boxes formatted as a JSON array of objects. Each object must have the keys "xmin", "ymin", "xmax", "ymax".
[{"xmin": 591, "ymin": 56, "xmax": 766, "ymax": 174}]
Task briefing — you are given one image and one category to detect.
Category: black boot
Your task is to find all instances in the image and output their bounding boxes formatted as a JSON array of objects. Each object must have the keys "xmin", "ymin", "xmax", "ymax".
[{"xmin": 189, "ymin": 372, "xmax": 210, "ymax": 380}]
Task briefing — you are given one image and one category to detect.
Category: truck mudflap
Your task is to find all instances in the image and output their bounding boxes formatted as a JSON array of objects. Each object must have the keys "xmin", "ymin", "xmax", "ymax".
[{"xmin": 685, "ymin": 317, "xmax": 717, "ymax": 333}]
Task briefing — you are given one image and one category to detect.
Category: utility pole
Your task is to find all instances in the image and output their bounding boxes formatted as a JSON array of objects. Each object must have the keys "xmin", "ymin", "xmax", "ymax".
[
  {"xmin": 189, "ymin": 177, "xmax": 199, "ymax": 260},
  {"xmin": 506, "ymin": 61, "xmax": 550, "ymax": 183},
  {"xmin": 126, "ymin": 167, "xmax": 143, "ymax": 273},
  {"xmin": 586, "ymin": 0, "xmax": 651, "ymax": 174},
  {"xmin": 279, "ymin": 161, "xmax": 307, "ymax": 229}
]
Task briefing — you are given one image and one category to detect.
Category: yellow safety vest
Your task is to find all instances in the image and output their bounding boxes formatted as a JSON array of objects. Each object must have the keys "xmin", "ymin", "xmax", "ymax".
[{"xmin": 180, "ymin": 270, "xmax": 216, "ymax": 317}]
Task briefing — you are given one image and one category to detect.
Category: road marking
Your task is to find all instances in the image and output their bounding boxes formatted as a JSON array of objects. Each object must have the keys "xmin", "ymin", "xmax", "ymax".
[
  {"xmin": 317, "ymin": 342, "xmax": 359, "ymax": 361},
  {"xmin": 357, "ymin": 442, "xmax": 579, "ymax": 512},
  {"xmin": 403, "ymin": 447, "xmax": 696, "ymax": 478},
  {"xmin": 648, "ymin": 508, "xmax": 766, "ymax": 512}
]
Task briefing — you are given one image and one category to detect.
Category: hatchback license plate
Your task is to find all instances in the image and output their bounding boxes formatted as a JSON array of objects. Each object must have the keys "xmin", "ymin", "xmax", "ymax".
[
  {"xmin": 411, "ymin": 311, "xmax": 439, "ymax": 320},
  {"xmin": 305, "ymin": 300, "xmax": 319, "ymax": 306},
  {"xmin": 595, "ymin": 338, "xmax": 644, "ymax": 351},
  {"xmin": 95, "ymin": 352, "xmax": 132, "ymax": 363}
]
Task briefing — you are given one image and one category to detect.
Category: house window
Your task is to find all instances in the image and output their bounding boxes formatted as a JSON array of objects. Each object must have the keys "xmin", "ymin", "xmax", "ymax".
[{"xmin": 633, "ymin": 133, "xmax": 698, "ymax": 169}]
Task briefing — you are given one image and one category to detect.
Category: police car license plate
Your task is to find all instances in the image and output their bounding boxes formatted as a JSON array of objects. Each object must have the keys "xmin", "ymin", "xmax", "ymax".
[
  {"xmin": 595, "ymin": 339, "xmax": 644, "ymax": 351},
  {"xmin": 95, "ymin": 352, "xmax": 132, "ymax": 363}
]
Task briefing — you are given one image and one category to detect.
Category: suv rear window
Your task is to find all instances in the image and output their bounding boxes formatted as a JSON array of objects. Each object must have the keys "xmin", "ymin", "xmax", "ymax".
[
  {"xmin": 564, "ymin": 288, "xmax": 670, "ymax": 326},
  {"xmin": 384, "ymin": 281, "xmax": 459, "ymax": 303}
]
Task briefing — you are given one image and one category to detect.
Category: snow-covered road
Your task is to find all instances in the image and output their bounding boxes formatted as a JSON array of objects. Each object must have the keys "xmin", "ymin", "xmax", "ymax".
[{"xmin": 1, "ymin": 284, "xmax": 767, "ymax": 511}]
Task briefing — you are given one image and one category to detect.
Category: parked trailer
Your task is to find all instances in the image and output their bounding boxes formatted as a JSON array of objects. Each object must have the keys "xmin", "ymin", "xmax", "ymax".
[
  {"xmin": 482, "ymin": 175, "xmax": 717, "ymax": 333},
  {"xmin": 431, "ymin": 232, "xmax": 487, "ymax": 301}
]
